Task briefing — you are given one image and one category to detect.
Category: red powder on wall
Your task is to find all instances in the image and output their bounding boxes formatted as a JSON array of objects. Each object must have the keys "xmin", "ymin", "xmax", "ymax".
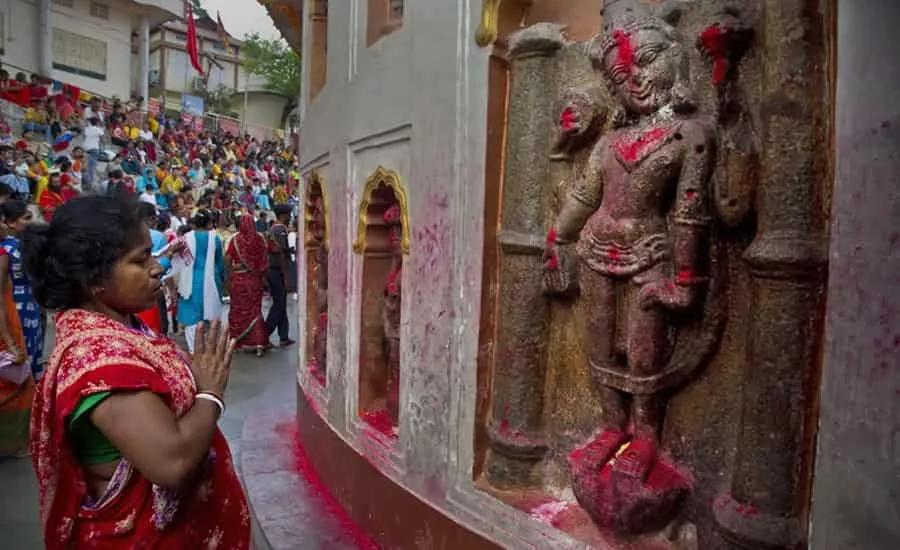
[
  {"xmin": 361, "ymin": 409, "xmax": 398, "ymax": 440},
  {"xmin": 275, "ymin": 421, "xmax": 382, "ymax": 550},
  {"xmin": 699, "ymin": 24, "xmax": 729, "ymax": 85}
]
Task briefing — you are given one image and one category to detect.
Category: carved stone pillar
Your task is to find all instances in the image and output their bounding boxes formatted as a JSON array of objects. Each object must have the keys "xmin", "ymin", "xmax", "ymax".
[
  {"xmin": 714, "ymin": 1, "xmax": 828, "ymax": 547},
  {"xmin": 485, "ymin": 24, "xmax": 564, "ymax": 487}
]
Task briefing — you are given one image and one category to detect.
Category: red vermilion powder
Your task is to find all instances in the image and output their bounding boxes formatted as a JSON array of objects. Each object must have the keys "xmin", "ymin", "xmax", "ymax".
[{"xmin": 275, "ymin": 421, "xmax": 382, "ymax": 550}]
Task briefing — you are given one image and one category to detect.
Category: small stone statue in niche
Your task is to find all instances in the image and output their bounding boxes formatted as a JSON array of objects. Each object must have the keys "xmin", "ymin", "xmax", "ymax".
[
  {"xmin": 544, "ymin": 4, "xmax": 720, "ymax": 534},
  {"xmin": 310, "ymin": 195, "xmax": 329, "ymax": 377},
  {"xmin": 382, "ymin": 203, "xmax": 403, "ymax": 425}
]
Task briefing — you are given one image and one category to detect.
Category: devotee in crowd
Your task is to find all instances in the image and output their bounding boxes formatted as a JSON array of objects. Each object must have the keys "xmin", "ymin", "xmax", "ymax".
[
  {"xmin": 265, "ymin": 204, "xmax": 295, "ymax": 348},
  {"xmin": 22, "ymin": 195, "xmax": 250, "ymax": 548},
  {"xmin": 0, "ymin": 203, "xmax": 33, "ymax": 459},
  {"xmin": 171, "ymin": 209, "xmax": 226, "ymax": 354},
  {"xmin": 1, "ymin": 200, "xmax": 42, "ymax": 379},
  {"xmin": 226, "ymin": 214, "xmax": 270, "ymax": 357}
]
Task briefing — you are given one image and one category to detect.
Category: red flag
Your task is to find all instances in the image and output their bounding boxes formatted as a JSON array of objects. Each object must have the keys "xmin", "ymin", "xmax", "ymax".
[{"xmin": 185, "ymin": 2, "xmax": 204, "ymax": 76}]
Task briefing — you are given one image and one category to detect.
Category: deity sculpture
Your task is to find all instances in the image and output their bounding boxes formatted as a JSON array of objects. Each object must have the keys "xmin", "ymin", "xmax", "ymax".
[
  {"xmin": 309, "ymin": 195, "xmax": 329, "ymax": 377},
  {"xmin": 543, "ymin": 4, "xmax": 718, "ymax": 531},
  {"xmin": 382, "ymin": 203, "xmax": 403, "ymax": 425}
]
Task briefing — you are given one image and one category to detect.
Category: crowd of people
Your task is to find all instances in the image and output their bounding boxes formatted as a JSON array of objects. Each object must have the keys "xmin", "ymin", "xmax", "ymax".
[
  {"xmin": 0, "ymin": 72, "xmax": 303, "ymax": 473},
  {"xmin": 0, "ymin": 68, "xmax": 309, "ymax": 548}
]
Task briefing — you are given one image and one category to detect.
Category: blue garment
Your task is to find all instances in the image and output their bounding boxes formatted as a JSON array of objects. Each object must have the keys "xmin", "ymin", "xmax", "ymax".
[
  {"xmin": 2, "ymin": 237, "xmax": 43, "ymax": 377},
  {"xmin": 137, "ymin": 170, "xmax": 158, "ymax": 193},
  {"xmin": 155, "ymin": 193, "xmax": 170, "ymax": 211},
  {"xmin": 0, "ymin": 174, "xmax": 30, "ymax": 196},
  {"xmin": 150, "ymin": 229, "xmax": 171, "ymax": 272},
  {"xmin": 176, "ymin": 231, "xmax": 225, "ymax": 327}
]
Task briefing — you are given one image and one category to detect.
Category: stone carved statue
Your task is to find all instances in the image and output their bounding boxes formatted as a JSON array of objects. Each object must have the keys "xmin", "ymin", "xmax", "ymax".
[
  {"xmin": 542, "ymin": 3, "xmax": 739, "ymax": 534},
  {"xmin": 383, "ymin": 203, "xmax": 403, "ymax": 425},
  {"xmin": 309, "ymin": 195, "xmax": 329, "ymax": 377}
]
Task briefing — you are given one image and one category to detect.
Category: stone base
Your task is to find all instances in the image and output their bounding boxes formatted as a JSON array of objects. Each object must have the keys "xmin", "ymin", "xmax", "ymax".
[
  {"xmin": 570, "ymin": 451, "xmax": 692, "ymax": 536},
  {"xmin": 296, "ymin": 383, "xmax": 501, "ymax": 550}
]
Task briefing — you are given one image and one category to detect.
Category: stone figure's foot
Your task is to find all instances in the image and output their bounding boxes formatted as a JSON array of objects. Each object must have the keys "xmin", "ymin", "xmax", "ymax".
[
  {"xmin": 568, "ymin": 429, "xmax": 630, "ymax": 475},
  {"xmin": 612, "ymin": 436, "xmax": 658, "ymax": 481}
]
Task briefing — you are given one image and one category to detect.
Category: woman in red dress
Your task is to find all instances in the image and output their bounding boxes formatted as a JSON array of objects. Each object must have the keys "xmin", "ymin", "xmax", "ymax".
[
  {"xmin": 25, "ymin": 196, "xmax": 249, "ymax": 549},
  {"xmin": 226, "ymin": 215, "xmax": 270, "ymax": 357}
]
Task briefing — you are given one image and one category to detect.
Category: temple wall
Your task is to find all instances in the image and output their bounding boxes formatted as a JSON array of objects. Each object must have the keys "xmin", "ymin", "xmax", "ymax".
[{"xmin": 286, "ymin": 1, "xmax": 890, "ymax": 549}]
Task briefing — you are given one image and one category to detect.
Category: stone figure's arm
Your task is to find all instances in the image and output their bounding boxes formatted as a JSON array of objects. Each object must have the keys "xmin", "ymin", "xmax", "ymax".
[
  {"xmin": 671, "ymin": 120, "xmax": 716, "ymax": 285},
  {"xmin": 552, "ymin": 146, "xmax": 603, "ymax": 244}
]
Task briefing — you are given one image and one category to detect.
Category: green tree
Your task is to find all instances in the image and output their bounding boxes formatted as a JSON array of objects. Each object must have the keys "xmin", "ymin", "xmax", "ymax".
[
  {"xmin": 188, "ymin": 0, "xmax": 209, "ymax": 19},
  {"xmin": 242, "ymin": 32, "xmax": 301, "ymax": 127},
  {"xmin": 203, "ymin": 84, "xmax": 236, "ymax": 115}
]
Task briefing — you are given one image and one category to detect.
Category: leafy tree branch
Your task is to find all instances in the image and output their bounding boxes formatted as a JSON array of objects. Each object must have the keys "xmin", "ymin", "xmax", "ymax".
[{"xmin": 242, "ymin": 32, "xmax": 301, "ymax": 126}]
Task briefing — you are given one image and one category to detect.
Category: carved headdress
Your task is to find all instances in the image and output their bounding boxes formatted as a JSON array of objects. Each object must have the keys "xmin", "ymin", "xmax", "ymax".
[
  {"xmin": 598, "ymin": 0, "xmax": 680, "ymax": 56},
  {"xmin": 590, "ymin": 0, "xmax": 694, "ymax": 115}
]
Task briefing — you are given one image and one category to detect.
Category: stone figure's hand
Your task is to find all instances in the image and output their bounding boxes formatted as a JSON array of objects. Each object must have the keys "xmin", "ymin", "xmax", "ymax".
[
  {"xmin": 639, "ymin": 279, "xmax": 696, "ymax": 312},
  {"xmin": 542, "ymin": 230, "xmax": 579, "ymax": 297},
  {"xmin": 559, "ymin": 104, "xmax": 582, "ymax": 135}
]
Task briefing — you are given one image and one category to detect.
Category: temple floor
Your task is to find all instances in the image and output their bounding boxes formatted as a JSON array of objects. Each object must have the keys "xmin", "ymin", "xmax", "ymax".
[{"xmin": 0, "ymin": 301, "xmax": 366, "ymax": 550}]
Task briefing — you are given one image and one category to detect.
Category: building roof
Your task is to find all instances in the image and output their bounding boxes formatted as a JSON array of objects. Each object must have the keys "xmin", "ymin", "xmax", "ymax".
[{"xmin": 256, "ymin": 0, "xmax": 302, "ymax": 54}]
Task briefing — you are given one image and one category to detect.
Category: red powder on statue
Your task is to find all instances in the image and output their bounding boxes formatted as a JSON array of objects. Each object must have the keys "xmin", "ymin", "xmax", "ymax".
[
  {"xmin": 675, "ymin": 268, "xmax": 696, "ymax": 285},
  {"xmin": 613, "ymin": 30, "xmax": 635, "ymax": 71},
  {"xmin": 275, "ymin": 421, "xmax": 382, "ymax": 550},
  {"xmin": 608, "ymin": 246, "xmax": 621, "ymax": 261},
  {"xmin": 545, "ymin": 229, "xmax": 559, "ymax": 270},
  {"xmin": 614, "ymin": 127, "xmax": 672, "ymax": 162},
  {"xmin": 560, "ymin": 106, "xmax": 579, "ymax": 131},
  {"xmin": 699, "ymin": 24, "xmax": 729, "ymax": 85}
]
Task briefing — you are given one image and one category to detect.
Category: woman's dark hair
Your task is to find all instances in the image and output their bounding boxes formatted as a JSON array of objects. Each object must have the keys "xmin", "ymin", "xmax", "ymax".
[
  {"xmin": 136, "ymin": 201, "xmax": 157, "ymax": 223},
  {"xmin": 23, "ymin": 196, "xmax": 145, "ymax": 311},
  {"xmin": 1, "ymin": 199, "xmax": 29, "ymax": 222},
  {"xmin": 193, "ymin": 209, "xmax": 213, "ymax": 229}
]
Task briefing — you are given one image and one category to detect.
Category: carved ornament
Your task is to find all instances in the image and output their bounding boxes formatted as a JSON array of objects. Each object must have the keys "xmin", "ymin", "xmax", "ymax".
[
  {"xmin": 475, "ymin": 0, "xmax": 503, "ymax": 47},
  {"xmin": 304, "ymin": 170, "xmax": 329, "ymax": 248},
  {"xmin": 353, "ymin": 166, "xmax": 411, "ymax": 255}
]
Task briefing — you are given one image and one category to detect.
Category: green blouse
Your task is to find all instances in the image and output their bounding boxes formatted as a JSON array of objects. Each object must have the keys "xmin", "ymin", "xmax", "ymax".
[{"xmin": 67, "ymin": 391, "xmax": 121, "ymax": 465}]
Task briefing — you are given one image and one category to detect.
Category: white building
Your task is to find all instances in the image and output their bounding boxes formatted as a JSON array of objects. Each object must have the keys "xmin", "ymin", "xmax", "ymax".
[
  {"xmin": 149, "ymin": 16, "xmax": 295, "ymax": 133},
  {"xmin": 0, "ymin": 0, "xmax": 181, "ymax": 100}
]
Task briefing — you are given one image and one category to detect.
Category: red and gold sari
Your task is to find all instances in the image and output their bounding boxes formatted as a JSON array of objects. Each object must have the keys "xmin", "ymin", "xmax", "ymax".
[
  {"xmin": 226, "ymin": 216, "xmax": 269, "ymax": 350},
  {"xmin": 31, "ymin": 309, "xmax": 250, "ymax": 549}
]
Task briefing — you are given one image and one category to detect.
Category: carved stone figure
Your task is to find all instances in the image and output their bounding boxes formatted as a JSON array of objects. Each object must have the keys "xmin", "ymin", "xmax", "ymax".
[
  {"xmin": 310, "ymin": 195, "xmax": 328, "ymax": 377},
  {"xmin": 382, "ymin": 203, "xmax": 403, "ymax": 425},
  {"xmin": 544, "ymin": 4, "xmax": 720, "ymax": 533}
]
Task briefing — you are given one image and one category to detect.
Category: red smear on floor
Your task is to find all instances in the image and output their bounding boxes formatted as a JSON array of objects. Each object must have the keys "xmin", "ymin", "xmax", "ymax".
[{"xmin": 276, "ymin": 420, "xmax": 383, "ymax": 550}]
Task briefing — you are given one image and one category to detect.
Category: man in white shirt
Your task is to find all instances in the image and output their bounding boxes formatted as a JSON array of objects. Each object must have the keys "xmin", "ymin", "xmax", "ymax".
[
  {"xmin": 82, "ymin": 117, "xmax": 104, "ymax": 188},
  {"xmin": 82, "ymin": 97, "xmax": 104, "ymax": 125}
]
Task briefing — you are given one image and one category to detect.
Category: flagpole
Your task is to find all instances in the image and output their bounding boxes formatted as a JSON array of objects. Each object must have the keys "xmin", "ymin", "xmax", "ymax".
[{"xmin": 241, "ymin": 66, "xmax": 249, "ymax": 135}]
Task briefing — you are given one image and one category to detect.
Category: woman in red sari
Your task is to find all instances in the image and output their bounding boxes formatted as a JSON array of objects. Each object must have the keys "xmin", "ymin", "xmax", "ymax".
[
  {"xmin": 226, "ymin": 215, "xmax": 269, "ymax": 357},
  {"xmin": 24, "ymin": 196, "xmax": 249, "ymax": 549}
]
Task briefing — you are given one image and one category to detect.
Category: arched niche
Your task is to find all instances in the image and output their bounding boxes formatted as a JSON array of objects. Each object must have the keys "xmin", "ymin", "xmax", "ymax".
[
  {"xmin": 353, "ymin": 166, "xmax": 410, "ymax": 439},
  {"xmin": 304, "ymin": 171, "xmax": 329, "ymax": 385},
  {"xmin": 366, "ymin": 0, "xmax": 404, "ymax": 46}
]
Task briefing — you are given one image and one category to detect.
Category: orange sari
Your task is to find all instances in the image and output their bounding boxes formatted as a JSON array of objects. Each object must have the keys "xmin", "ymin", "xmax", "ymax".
[
  {"xmin": 0, "ymin": 248, "xmax": 32, "ymax": 457},
  {"xmin": 31, "ymin": 309, "xmax": 250, "ymax": 549}
]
